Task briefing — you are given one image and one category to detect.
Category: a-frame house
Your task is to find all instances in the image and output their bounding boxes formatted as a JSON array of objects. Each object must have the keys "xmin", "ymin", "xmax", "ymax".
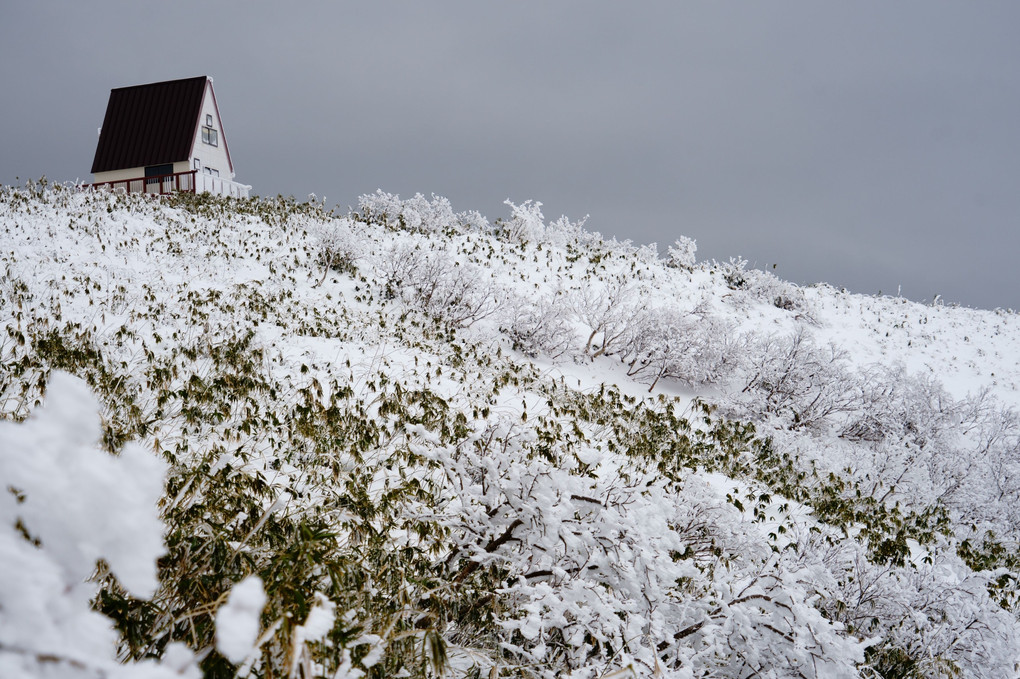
[{"xmin": 90, "ymin": 76, "xmax": 250, "ymax": 197}]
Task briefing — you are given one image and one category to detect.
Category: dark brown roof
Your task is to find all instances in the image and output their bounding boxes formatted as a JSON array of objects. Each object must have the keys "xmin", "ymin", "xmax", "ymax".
[{"xmin": 91, "ymin": 76, "xmax": 208, "ymax": 174}]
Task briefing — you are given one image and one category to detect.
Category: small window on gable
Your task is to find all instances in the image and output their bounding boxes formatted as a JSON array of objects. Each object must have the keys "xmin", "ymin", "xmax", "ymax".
[
  {"xmin": 202, "ymin": 125, "xmax": 218, "ymax": 147},
  {"xmin": 206, "ymin": 114, "xmax": 213, "ymax": 127},
  {"xmin": 193, "ymin": 158, "xmax": 201, "ymax": 170}
]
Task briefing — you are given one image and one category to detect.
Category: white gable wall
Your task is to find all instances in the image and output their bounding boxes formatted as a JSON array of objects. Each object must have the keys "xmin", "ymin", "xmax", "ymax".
[{"xmin": 189, "ymin": 81, "xmax": 234, "ymax": 179}]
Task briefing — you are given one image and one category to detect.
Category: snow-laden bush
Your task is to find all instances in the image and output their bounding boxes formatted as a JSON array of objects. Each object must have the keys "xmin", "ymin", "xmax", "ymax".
[
  {"xmin": 503, "ymin": 291, "xmax": 577, "ymax": 358},
  {"xmin": 358, "ymin": 190, "xmax": 458, "ymax": 233},
  {"xmin": 0, "ymin": 372, "xmax": 198, "ymax": 678},
  {"xmin": 792, "ymin": 516, "xmax": 1020, "ymax": 678},
  {"xmin": 719, "ymin": 256, "xmax": 750, "ymax": 290},
  {"xmin": 455, "ymin": 208, "xmax": 490, "ymax": 233},
  {"xmin": 574, "ymin": 274, "xmax": 639, "ymax": 358},
  {"xmin": 716, "ymin": 257, "xmax": 814, "ymax": 316},
  {"xmin": 736, "ymin": 329, "xmax": 863, "ymax": 431},
  {"xmin": 544, "ymin": 213, "xmax": 595, "ymax": 249},
  {"xmin": 666, "ymin": 236, "xmax": 697, "ymax": 270},
  {"xmin": 618, "ymin": 305, "xmax": 740, "ymax": 390},
  {"xmin": 745, "ymin": 267, "xmax": 813, "ymax": 315},
  {"xmin": 380, "ymin": 240, "xmax": 503, "ymax": 327},
  {"xmin": 842, "ymin": 368, "xmax": 1020, "ymax": 554},
  {"xmin": 429, "ymin": 414, "xmax": 869, "ymax": 678},
  {"xmin": 314, "ymin": 216, "xmax": 361, "ymax": 280},
  {"xmin": 500, "ymin": 199, "xmax": 546, "ymax": 244},
  {"xmin": 842, "ymin": 367, "xmax": 965, "ymax": 483},
  {"xmin": 976, "ymin": 406, "xmax": 1020, "ymax": 536},
  {"xmin": 358, "ymin": 190, "xmax": 491, "ymax": 234}
]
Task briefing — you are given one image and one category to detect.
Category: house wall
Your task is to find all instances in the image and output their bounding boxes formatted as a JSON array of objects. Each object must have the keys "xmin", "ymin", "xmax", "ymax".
[
  {"xmin": 189, "ymin": 81, "xmax": 234, "ymax": 179},
  {"xmin": 93, "ymin": 167, "xmax": 144, "ymax": 184},
  {"xmin": 93, "ymin": 162, "xmax": 191, "ymax": 184}
]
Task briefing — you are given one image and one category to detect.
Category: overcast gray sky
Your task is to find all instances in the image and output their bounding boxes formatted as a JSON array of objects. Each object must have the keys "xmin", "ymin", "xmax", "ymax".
[{"xmin": 3, "ymin": 2, "xmax": 1018, "ymax": 310}]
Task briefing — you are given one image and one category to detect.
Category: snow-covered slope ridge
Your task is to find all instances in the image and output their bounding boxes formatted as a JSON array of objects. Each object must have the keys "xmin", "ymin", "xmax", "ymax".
[{"xmin": 2, "ymin": 183, "xmax": 1019, "ymax": 678}]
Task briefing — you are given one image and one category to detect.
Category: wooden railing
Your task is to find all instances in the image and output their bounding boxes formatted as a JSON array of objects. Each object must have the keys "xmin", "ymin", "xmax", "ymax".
[{"xmin": 88, "ymin": 170, "xmax": 250, "ymax": 198}]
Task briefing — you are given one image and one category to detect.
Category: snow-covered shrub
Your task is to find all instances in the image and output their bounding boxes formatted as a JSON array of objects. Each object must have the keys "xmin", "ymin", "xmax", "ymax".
[
  {"xmin": 575, "ymin": 274, "xmax": 639, "ymax": 358},
  {"xmin": 503, "ymin": 292, "xmax": 577, "ymax": 358},
  {"xmin": 842, "ymin": 367, "xmax": 959, "ymax": 452},
  {"xmin": 314, "ymin": 216, "xmax": 361, "ymax": 279},
  {"xmin": 666, "ymin": 236, "xmax": 697, "ymax": 270},
  {"xmin": 977, "ymin": 407, "xmax": 1020, "ymax": 536},
  {"xmin": 720, "ymin": 256, "xmax": 749, "ymax": 290},
  {"xmin": 500, "ymin": 199, "xmax": 546, "ymax": 244},
  {"xmin": 737, "ymin": 329, "xmax": 864, "ymax": 430},
  {"xmin": 843, "ymin": 368, "xmax": 1020, "ymax": 549},
  {"xmin": 836, "ymin": 368, "xmax": 977, "ymax": 510},
  {"xmin": 0, "ymin": 372, "xmax": 198, "ymax": 678},
  {"xmin": 715, "ymin": 257, "xmax": 814, "ymax": 315},
  {"xmin": 794, "ymin": 517, "xmax": 1020, "ymax": 679},
  {"xmin": 618, "ymin": 305, "xmax": 740, "ymax": 390},
  {"xmin": 634, "ymin": 241, "xmax": 659, "ymax": 266},
  {"xmin": 358, "ymin": 190, "xmax": 458, "ymax": 234},
  {"xmin": 430, "ymin": 412, "xmax": 869, "ymax": 678},
  {"xmin": 544, "ymin": 213, "xmax": 594, "ymax": 249},
  {"xmin": 378, "ymin": 238, "xmax": 428, "ymax": 297},
  {"xmin": 380, "ymin": 241, "xmax": 502, "ymax": 327},
  {"xmin": 455, "ymin": 208, "xmax": 490, "ymax": 233},
  {"xmin": 0, "ymin": 277, "xmax": 45, "ymax": 421},
  {"xmin": 744, "ymin": 267, "xmax": 813, "ymax": 315}
]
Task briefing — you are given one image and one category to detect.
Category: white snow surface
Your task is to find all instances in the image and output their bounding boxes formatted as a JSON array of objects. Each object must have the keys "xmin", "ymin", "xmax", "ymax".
[
  {"xmin": 0, "ymin": 371, "xmax": 198, "ymax": 678},
  {"xmin": 1, "ymin": 371, "xmax": 165, "ymax": 598},
  {"xmin": 2, "ymin": 185, "xmax": 1019, "ymax": 678},
  {"xmin": 215, "ymin": 575, "xmax": 267, "ymax": 664}
]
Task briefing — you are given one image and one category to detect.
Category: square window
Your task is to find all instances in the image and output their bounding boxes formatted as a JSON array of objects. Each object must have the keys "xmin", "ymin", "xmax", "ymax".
[{"xmin": 202, "ymin": 126, "xmax": 218, "ymax": 146}]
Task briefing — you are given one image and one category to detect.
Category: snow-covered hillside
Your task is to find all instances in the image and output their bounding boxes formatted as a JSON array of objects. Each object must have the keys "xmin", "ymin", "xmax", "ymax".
[{"xmin": 2, "ymin": 183, "xmax": 1019, "ymax": 678}]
